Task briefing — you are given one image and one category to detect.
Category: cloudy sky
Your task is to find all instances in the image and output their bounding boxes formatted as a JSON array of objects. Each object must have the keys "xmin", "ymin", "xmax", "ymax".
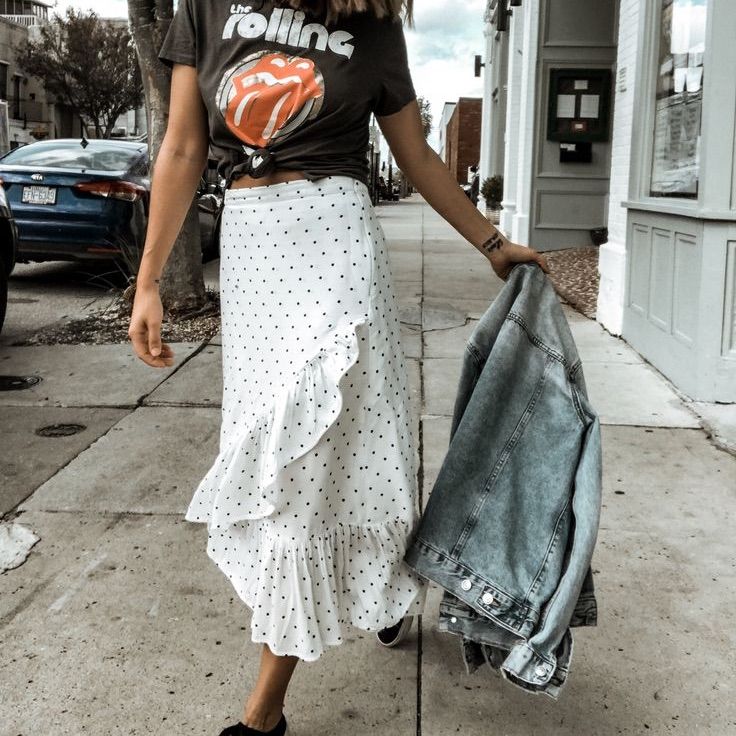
[{"xmin": 59, "ymin": 0, "xmax": 486, "ymax": 149}]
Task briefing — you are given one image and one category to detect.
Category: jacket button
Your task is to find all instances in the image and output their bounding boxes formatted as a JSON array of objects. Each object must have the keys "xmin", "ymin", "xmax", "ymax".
[
  {"xmin": 482, "ymin": 592, "xmax": 495, "ymax": 605},
  {"xmin": 450, "ymin": 616, "xmax": 458, "ymax": 623},
  {"xmin": 535, "ymin": 665, "xmax": 548, "ymax": 678},
  {"xmin": 461, "ymin": 578, "xmax": 472, "ymax": 591}
]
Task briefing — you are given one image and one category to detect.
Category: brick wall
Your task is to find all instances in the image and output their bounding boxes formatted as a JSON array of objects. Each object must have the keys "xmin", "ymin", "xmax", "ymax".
[{"xmin": 445, "ymin": 97, "xmax": 483, "ymax": 184}]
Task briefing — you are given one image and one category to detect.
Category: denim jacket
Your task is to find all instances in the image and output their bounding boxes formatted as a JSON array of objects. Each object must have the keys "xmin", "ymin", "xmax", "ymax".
[{"xmin": 404, "ymin": 262, "xmax": 602, "ymax": 699}]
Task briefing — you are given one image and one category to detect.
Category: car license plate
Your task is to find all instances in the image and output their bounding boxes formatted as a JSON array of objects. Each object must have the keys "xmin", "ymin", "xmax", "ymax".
[{"xmin": 22, "ymin": 185, "xmax": 57, "ymax": 205}]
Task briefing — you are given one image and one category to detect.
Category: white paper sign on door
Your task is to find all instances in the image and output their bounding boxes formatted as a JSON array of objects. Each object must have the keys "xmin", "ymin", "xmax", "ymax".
[
  {"xmin": 580, "ymin": 94, "xmax": 600, "ymax": 119},
  {"xmin": 557, "ymin": 94, "xmax": 576, "ymax": 118}
]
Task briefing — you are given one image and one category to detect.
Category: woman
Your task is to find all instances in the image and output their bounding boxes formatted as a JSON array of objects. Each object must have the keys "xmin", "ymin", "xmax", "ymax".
[{"xmin": 129, "ymin": 1, "xmax": 549, "ymax": 733}]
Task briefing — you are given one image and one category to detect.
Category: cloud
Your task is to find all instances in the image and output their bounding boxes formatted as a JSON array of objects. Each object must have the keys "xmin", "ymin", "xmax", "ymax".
[
  {"xmin": 405, "ymin": 1, "xmax": 484, "ymax": 148},
  {"xmin": 407, "ymin": 0, "xmax": 484, "ymax": 63}
]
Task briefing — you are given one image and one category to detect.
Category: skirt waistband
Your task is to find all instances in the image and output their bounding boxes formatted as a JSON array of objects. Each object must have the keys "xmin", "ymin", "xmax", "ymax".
[{"xmin": 223, "ymin": 175, "xmax": 368, "ymax": 206}]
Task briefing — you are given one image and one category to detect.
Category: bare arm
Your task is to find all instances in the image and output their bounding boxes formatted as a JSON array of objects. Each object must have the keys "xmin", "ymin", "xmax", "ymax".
[
  {"xmin": 376, "ymin": 100, "xmax": 549, "ymax": 280},
  {"xmin": 128, "ymin": 64, "xmax": 209, "ymax": 367},
  {"xmin": 137, "ymin": 64, "xmax": 209, "ymax": 287}
]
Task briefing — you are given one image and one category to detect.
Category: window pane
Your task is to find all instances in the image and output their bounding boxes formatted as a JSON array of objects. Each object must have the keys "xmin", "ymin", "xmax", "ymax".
[
  {"xmin": 0, "ymin": 141, "xmax": 146, "ymax": 171},
  {"xmin": 650, "ymin": 0, "xmax": 707, "ymax": 198}
]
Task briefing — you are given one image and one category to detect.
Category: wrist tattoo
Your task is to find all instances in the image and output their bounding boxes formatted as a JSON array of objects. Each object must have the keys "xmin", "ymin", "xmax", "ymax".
[{"xmin": 480, "ymin": 231, "xmax": 505, "ymax": 254}]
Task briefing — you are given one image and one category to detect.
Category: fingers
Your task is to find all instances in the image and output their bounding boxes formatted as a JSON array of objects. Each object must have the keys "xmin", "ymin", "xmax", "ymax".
[
  {"xmin": 129, "ymin": 323, "xmax": 175, "ymax": 368},
  {"xmin": 129, "ymin": 326, "xmax": 150, "ymax": 363},
  {"xmin": 136, "ymin": 340, "xmax": 175, "ymax": 368},
  {"xmin": 148, "ymin": 320, "xmax": 163, "ymax": 357},
  {"xmin": 510, "ymin": 244, "xmax": 551, "ymax": 273},
  {"xmin": 491, "ymin": 243, "xmax": 550, "ymax": 281},
  {"xmin": 523, "ymin": 245, "xmax": 550, "ymax": 274}
]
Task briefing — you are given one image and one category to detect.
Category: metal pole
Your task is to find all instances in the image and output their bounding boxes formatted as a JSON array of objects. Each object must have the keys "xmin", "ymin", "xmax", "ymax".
[{"xmin": 387, "ymin": 149, "xmax": 394, "ymax": 200}]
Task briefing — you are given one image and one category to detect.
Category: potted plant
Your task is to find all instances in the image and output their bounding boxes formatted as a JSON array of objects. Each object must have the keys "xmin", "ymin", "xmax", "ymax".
[{"xmin": 481, "ymin": 175, "xmax": 504, "ymax": 224}]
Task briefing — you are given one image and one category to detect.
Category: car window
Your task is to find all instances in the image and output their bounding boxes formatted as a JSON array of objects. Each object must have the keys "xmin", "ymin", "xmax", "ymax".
[
  {"xmin": 128, "ymin": 156, "xmax": 149, "ymax": 177},
  {"xmin": 0, "ymin": 142, "xmax": 146, "ymax": 172}
]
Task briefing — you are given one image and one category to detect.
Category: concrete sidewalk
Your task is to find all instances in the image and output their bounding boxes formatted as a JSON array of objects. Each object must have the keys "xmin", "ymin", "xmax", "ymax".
[{"xmin": 1, "ymin": 195, "xmax": 735, "ymax": 735}]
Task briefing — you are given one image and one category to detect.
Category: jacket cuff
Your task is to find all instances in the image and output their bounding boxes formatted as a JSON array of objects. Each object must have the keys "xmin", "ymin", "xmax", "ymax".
[
  {"xmin": 499, "ymin": 632, "xmax": 573, "ymax": 700},
  {"xmin": 570, "ymin": 591, "xmax": 598, "ymax": 627}
]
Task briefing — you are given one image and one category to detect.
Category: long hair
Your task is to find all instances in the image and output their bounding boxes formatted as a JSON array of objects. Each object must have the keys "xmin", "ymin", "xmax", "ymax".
[{"xmin": 277, "ymin": 0, "xmax": 414, "ymax": 25}]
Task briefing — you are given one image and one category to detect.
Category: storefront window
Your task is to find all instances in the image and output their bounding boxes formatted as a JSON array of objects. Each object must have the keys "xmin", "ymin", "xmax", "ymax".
[{"xmin": 650, "ymin": 0, "xmax": 707, "ymax": 198}]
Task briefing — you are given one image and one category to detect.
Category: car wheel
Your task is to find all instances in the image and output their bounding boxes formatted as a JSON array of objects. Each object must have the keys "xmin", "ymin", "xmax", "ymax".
[
  {"xmin": 201, "ymin": 231, "xmax": 219, "ymax": 263},
  {"xmin": 202, "ymin": 208, "xmax": 222, "ymax": 263}
]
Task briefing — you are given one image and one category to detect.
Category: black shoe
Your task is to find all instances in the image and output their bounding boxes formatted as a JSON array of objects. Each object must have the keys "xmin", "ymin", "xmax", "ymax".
[
  {"xmin": 376, "ymin": 616, "xmax": 414, "ymax": 647},
  {"xmin": 218, "ymin": 713, "xmax": 288, "ymax": 736}
]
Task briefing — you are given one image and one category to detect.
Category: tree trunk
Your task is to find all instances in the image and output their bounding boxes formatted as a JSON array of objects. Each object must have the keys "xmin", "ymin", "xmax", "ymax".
[{"xmin": 127, "ymin": 0, "xmax": 206, "ymax": 316}]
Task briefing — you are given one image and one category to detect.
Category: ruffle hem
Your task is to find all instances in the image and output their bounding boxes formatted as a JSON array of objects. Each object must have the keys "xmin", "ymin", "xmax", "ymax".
[{"xmin": 185, "ymin": 315, "xmax": 427, "ymax": 660}]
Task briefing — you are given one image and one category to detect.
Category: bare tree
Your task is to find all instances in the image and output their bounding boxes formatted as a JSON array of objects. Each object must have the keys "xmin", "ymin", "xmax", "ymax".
[
  {"xmin": 15, "ymin": 9, "xmax": 143, "ymax": 139},
  {"xmin": 128, "ymin": 0, "xmax": 206, "ymax": 315}
]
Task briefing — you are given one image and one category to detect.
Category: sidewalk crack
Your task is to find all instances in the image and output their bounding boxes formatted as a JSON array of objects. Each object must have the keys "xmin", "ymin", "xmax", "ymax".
[{"xmin": 422, "ymin": 317, "xmax": 473, "ymax": 334}]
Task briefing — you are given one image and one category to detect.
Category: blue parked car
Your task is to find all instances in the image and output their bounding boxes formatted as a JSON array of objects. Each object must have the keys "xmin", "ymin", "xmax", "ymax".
[
  {"xmin": 0, "ymin": 138, "xmax": 221, "ymax": 275},
  {"xmin": 0, "ymin": 178, "xmax": 19, "ymax": 333}
]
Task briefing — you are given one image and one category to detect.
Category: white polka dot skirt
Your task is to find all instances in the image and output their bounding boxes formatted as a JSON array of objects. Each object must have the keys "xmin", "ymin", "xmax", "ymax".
[{"xmin": 185, "ymin": 175, "xmax": 428, "ymax": 661}]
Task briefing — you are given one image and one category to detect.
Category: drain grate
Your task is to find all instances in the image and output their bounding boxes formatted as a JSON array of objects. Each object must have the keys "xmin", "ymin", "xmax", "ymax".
[
  {"xmin": 0, "ymin": 375, "xmax": 42, "ymax": 391},
  {"xmin": 35, "ymin": 423, "xmax": 87, "ymax": 438}
]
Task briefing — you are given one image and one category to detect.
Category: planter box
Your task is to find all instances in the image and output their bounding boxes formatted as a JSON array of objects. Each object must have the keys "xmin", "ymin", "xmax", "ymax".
[{"xmin": 486, "ymin": 208, "xmax": 502, "ymax": 225}]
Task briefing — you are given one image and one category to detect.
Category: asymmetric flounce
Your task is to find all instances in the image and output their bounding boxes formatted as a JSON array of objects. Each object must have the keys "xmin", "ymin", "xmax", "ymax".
[{"xmin": 192, "ymin": 316, "xmax": 368, "ymax": 527}]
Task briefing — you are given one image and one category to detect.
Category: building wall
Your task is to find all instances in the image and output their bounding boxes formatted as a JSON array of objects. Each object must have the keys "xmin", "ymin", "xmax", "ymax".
[
  {"xmin": 512, "ymin": 0, "xmax": 541, "ymax": 245},
  {"xmin": 445, "ymin": 97, "xmax": 482, "ymax": 184},
  {"xmin": 619, "ymin": 0, "xmax": 736, "ymax": 401},
  {"xmin": 478, "ymin": 20, "xmax": 509, "ymax": 212},
  {"xmin": 597, "ymin": 0, "xmax": 642, "ymax": 334},
  {"xmin": 486, "ymin": 0, "xmax": 735, "ymax": 401},
  {"xmin": 438, "ymin": 102, "xmax": 456, "ymax": 163},
  {"xmin": 0, "ymin": 17, "xmax": 54, "ymax": 149},
  {"xmin": 500, "ymin": 3, "xmax": 526, "ymax": 237},
  {"xmin": 528, "ymin": 0, "xmax": 618, "ymax": 250}
]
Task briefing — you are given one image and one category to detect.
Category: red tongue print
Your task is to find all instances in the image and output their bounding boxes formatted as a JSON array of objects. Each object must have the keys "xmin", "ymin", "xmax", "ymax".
[{"xmin": 219, "ymin": 51, "xmax": 325, "ymax": 149}]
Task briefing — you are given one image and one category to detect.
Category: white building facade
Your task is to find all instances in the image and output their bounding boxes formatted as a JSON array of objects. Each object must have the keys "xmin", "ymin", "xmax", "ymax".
[
  {"xmin": 479, "ymin": 0, "xmax": 736, "ymax": 402},
  {"xmin": 0, "ymin": 0, "xmax": 55, "ymax": 149},
  {"xmin": 438, "ymin": 102, "xmax": 457, "ymax": 163}
]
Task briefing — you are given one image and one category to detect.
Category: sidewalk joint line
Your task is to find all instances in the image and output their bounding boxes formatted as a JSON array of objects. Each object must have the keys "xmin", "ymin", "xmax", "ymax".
[
  {"xmin": 134, "ymin": 338, "xmax": 213, "ymax": 408},
  {"xmin": 416, "ymin": 197, "xmax": 426, "ymax": 736}
]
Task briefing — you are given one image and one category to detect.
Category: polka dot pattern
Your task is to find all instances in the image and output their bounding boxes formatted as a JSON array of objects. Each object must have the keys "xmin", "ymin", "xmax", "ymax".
[{"xmin": 185, "ymin": 175, "xmax": 428, "ymax": 661}]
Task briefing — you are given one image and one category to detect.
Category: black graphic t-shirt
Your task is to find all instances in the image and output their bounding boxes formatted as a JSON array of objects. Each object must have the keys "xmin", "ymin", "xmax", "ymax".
[{"xmin": 158, "ymin": 1, "xmax": 416, "ymax": 187}]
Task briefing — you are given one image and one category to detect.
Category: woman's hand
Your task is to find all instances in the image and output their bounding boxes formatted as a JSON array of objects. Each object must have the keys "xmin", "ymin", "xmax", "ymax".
[
  {"xmin": 128, "ymin": 285, "xmax": 175, "ymax": 368},
  {"xmin": 487, "ymin": 238, "xmax": 550, "ymax": 281}
]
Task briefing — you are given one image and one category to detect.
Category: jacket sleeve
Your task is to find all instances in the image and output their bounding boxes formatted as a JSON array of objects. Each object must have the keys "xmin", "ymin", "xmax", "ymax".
[{"xmin": 499, "ymin": 412, "xmax": 603, "ymax": 692}]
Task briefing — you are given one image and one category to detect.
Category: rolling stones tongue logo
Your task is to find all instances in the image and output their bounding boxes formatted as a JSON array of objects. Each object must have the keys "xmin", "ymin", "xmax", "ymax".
[{"xmin": 216, "ymin": 50, "xmax": 325, "ymax": 149}]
